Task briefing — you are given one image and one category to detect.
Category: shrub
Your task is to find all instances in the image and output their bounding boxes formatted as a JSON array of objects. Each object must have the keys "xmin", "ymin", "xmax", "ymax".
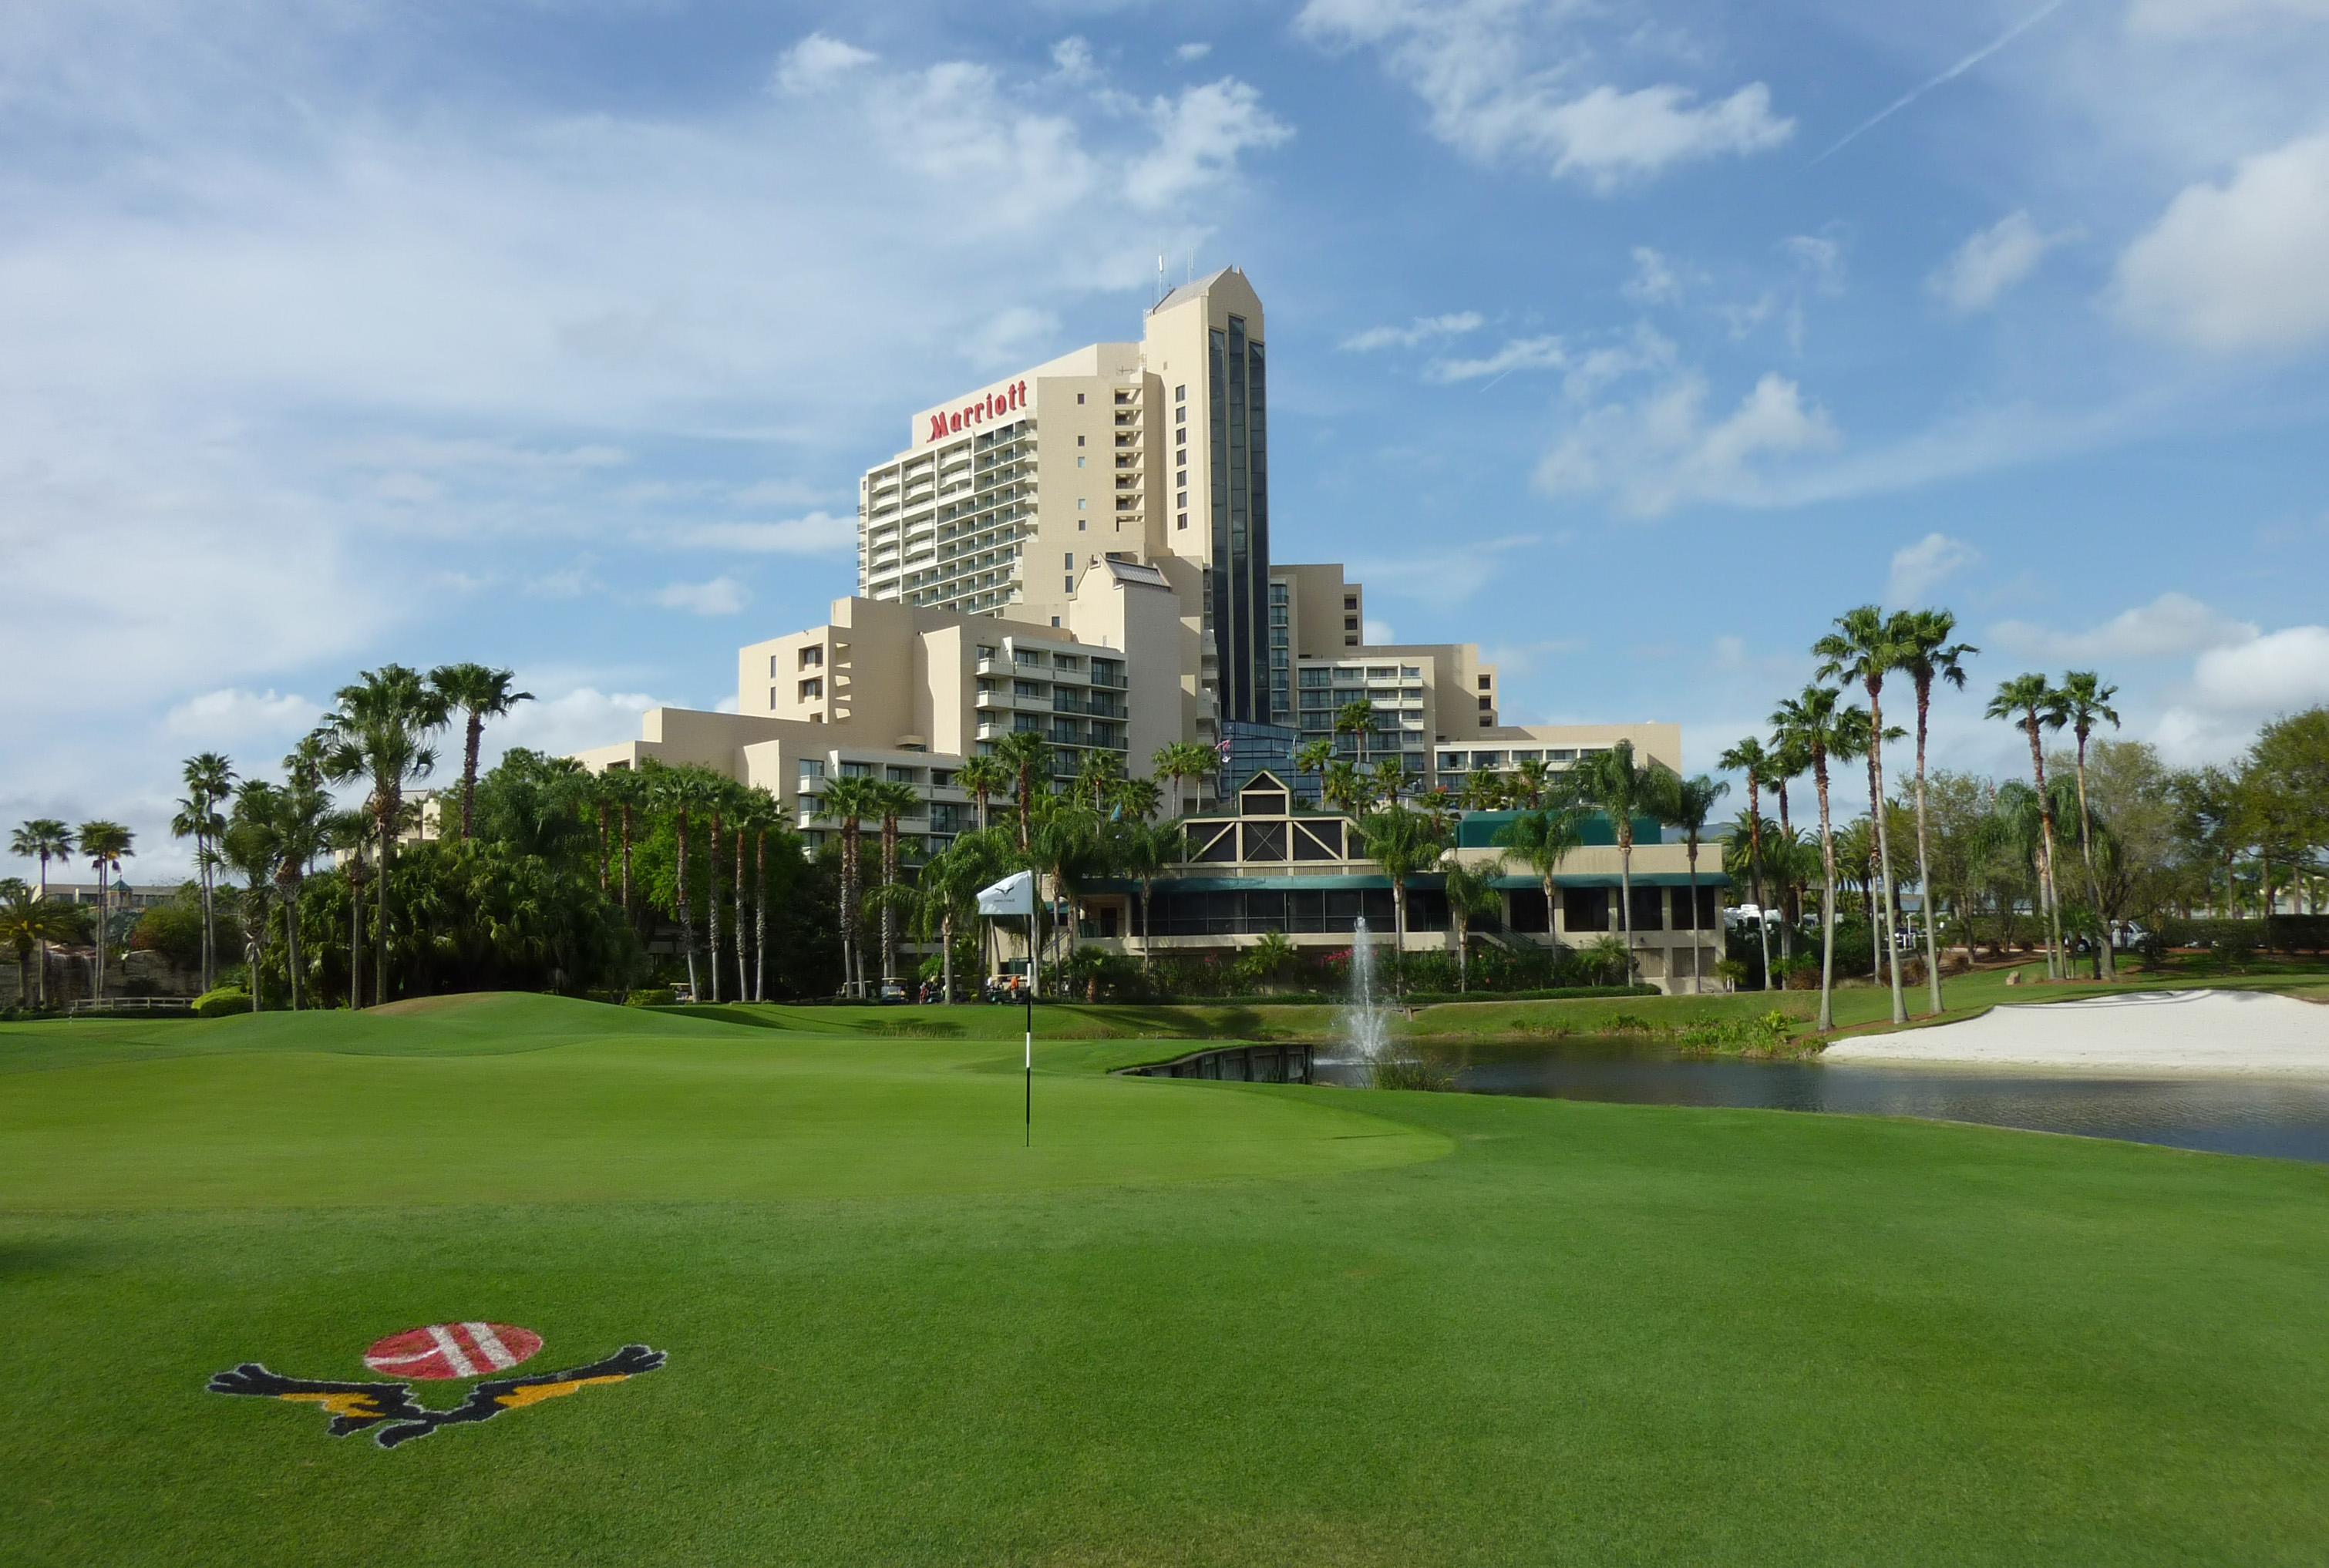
[
  {"xmin": 624, "ymin": 985, "xmax": 677, "ymax": 1008},
  {"xmin": 191, "ymin": 987, "xmax": 251, "ymax": 1019}
]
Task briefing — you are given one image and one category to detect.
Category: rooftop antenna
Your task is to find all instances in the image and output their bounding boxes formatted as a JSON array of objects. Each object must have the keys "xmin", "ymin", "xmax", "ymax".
[{"xmin": 1156, "ymin": 252, "xmax": 1166, "ymax": 306}]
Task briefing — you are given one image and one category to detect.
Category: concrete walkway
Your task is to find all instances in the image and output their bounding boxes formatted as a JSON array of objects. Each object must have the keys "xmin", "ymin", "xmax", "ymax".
[{"xmin": 1825, "ymin": 988, "xmax": 2329, "ymax": 1076}]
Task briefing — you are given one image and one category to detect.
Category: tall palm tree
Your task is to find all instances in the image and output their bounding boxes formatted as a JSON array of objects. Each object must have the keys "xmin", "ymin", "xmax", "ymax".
[
  {"xmin": 1441, "ymin": 853, "xmax": 1505, "ymax": 993},
  {"xmin": 76, "ymin": 820, "xmax": 133, "ymax": 1001},
  {"xmin": 1, "ymin": 882, "xmax": 73, "ymax": 1010},
  {"xmin": 916, "ymin": 837, "xmax": 992, "ymax": 1003},
  {"xmin": 1718, "ymin": 738, "xmax": 1775, "ymax": 988},
  {"xmin": 598, "ymin": 765, "xmax": 648, "ymax": 929},
  {"xmin": 1814, "ymin": 606, "xmax": 1910, "ymax": 1025},
  {"xmin": 1837, "ymin": 707, "xmax": 1907, "ymax": 988},
  {"xmin": 9, "ymin": 820, "xmax": 74, "ymax": 1006},
  {"xmin": 1071, "ymin": 750, "xmax": 1123, "ymax": 813},
  {"xmin": 1151, "ymin": 740, "xmax": 1216, "ymax": 820},
  {"xmin": 321, "ymin": 665, "xmax": 447, "ymax": 1005},
  {"xmin": 868, "ymin": 779, "xmax": 922, "ymax": 991},
  {"xmin": 1772, "ymin": 687, "xmax": 1858, "ymax": 1031},
  {"xmin": 228, "ymin": 742, "xmax": 335, "ymax": 1011},
  {"xmin": 645, "ymin": 763, "xmax": 707, "ymax": 999},
  {"xmin": 428, "ymin": 665, "xmax": 533, "ymax": 841},
  {"xmin": 957, "ymin": 755, "xmax": 1011, "ymax": 832},
  {"xmin": 1294, "ymin": 738, "xmax": 1336, "ymax": 805},
  {"xmin": 1112, "ymin": 816, "xmax": 1176, "ymax": 971},
  {"xmin": 735, "ymin": 786, "xmax": 780, "ymax": 1003},
  {"xmin": 813, "ymin": 773, "xmax": 882, "ymax": 998},
  {"xmin": 1368, "ymin": 756, "xmax": 1412, "ymax": 808},
  {"xmin": 1356, "ymin": 805, "xmax": 1449, "ymax": 992},
  {"xmin": 1116, "ymin": 776, "xmax": 1162, "ymax": 822},
  {"xmin": 1664, "ymin": 773, "xmax": 1729, "ymax": 994},
  {"xmin": 174, "ymin": 755, "xmax": 234, "ymax": 990},
  {"xmin": 1986, "ymin": 674, "xmax": 2068, "ymax": 978},
  {"xmin": 1321, "ymin": 760, "xmax": 1368, "ymax": 817},
  {"xmin": 326, "ymin": 807, "xmax": 372, "ymax": 1008},
  {"xmin": 1493, "ymin": 806, "xmax": 1584, "ymax": 949},
  {"xmin": 1563, "ymin": 740, "xmax": 1668, "ymax": 981},
  {"xmin": 1027, "ymin": 793, "xmax": 1102, "ymax": 984},
  {"xmin": 1334, "ymin": 698, "xmax": 1379, "ymax": 771},
  {"xmin": 702, "ymin": 784, "xmax": 729, "ymax": 1003},
  {"xmin": 994, "ymin": 731, "xmax": 1053, "ymax": 850},
  {"xmin": 2058, "ymin": 669, "xmax": 2122, "ymax": 979},
  {"xmin": 1766, "ymin": 735, "xmax": 1806, "ymax": 957},
  {"xmin": 1510, "ymin": 758, "xmax": 1552, "ymax": 810},
  {"xmin": 1890, "ymin": 611, "xmax": 1976, "ymax": 1012}
]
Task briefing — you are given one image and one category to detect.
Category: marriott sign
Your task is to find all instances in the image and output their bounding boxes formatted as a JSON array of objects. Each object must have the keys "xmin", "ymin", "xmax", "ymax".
[{"xmin": 927, "ymin": 380, "xmax": 1028, "ymax": 443}]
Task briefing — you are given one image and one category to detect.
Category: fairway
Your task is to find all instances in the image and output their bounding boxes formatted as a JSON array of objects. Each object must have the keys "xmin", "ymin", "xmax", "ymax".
[{"xmin": 6, "ymin": 996, "xmax": 2329, "ymax": 1565}]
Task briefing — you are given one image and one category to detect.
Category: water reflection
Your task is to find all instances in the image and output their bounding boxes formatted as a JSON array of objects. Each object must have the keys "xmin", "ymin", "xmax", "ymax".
[{"xmin": 1313, "ymin": 1036, "xmax": 2329, "ymax": 1163}]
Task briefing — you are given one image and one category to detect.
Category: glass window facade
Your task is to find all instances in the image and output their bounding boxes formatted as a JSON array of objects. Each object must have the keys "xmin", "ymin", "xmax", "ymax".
[{"xmin": 1208, "ymin": 317, "xmax": 1270, "ymax": 724}]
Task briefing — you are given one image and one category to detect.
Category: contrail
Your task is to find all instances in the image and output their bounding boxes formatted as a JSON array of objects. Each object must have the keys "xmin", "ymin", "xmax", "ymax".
[{"xmin": 1812, "ymin": 0, "xmax": 2069, "ymax": 165}]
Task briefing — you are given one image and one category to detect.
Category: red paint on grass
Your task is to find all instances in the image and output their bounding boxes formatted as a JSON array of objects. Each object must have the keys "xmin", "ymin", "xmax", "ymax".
[{"xmin": 363, "ymin": 1322, "xmax": 542, "ymax": 1381}]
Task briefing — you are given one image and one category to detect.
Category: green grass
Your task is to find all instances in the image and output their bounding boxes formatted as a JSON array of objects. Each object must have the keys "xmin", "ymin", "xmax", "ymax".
[{"xmin": 5, "ymin": 992, "xmax": 2329, "ymax": 1564}]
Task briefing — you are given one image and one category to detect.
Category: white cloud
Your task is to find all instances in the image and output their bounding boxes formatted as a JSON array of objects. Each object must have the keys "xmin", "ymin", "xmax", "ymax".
[
  {"xmin": 1341, "ymin": 311, "xmax": 1485, "ymax": 350},
  {"xmin": 163, "ymin": 688, "xmax": 318, "ymax": 742},
  {"xmin": 1176, "ymin": 43, "xmax": 1213, "ymax": 62},
  {"xmin": 1536, "ymin": 371, "xmax": 1840, "ymax": 517},
  {"xmin": 654, "ymin": 576, "xmax": 749, "ymax": 616},
  {"xmin": 1888, "ymin": 533, "xmax": 1982, "ymax": 605},
  {"xmin": 2191, "ymin": 624, "xmax": 2329, "ymax": 708},
  {"xmin": 1782, "ymin": 234, "xmax": 1846, "ymax": 294},
  {"xmin": 1051, "ymin": 38, "xmax": 1096, "ymax": 79},
  {"xmin": 1989, "ymin": 591, "xmax": 2257, "ymax": 661},
  {"xmin": 1294, "ymin": 0, "xmax": 1792, "ymax": 187},
  {"xmin": 963, "ymin": 305, "xmax": 1062, "ymax": 368},
  {"xmin": 2129, "ymin": 0, "xmax": 2329, "ymax": 34},
  {"xmin": 1931, "ymin": 211, "xmax": 2071, "ymax": 313},
  {"xmin": 1123, "ymin": 79, "xmax": 1293, "ymax": 208},
  {"xmin": 1351, "ymin": 534, "xmax": 1538, "ymax": 610},
  {"xmin": 492, "ymin": 685, "xmax": 665, "ymax": 762},
  {"xmin": 1426, "ymin": 335, "xmax": 1566, "ymax": 382},
  {"xmin": 1364, "ymin": 618, "xmax": 1397, "ymax": 644},
  {"xmin": 2114, "ymin": 130, "xmax": 2329, "ymax": 351},
  {"xmin": 772, "ymin": 34, "xmax": 877, "ymax": 95},
  {"xmin": 668, "ymin": 514, "xmax": 857, "ymax": 554},
  {"xmin": 1621, "ymin": 247, "xmax": 1681, "ymax": 305}
]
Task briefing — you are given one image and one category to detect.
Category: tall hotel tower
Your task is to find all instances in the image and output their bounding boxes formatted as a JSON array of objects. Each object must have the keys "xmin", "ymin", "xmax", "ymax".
[{"xmin": 856, "ymin": 268, "xmax": 1274, "ymax": 739}]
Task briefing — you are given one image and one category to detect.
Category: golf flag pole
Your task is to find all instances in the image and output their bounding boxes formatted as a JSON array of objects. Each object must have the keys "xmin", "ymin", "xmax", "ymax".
[{"xmin": 975, "ymin": 870, "xmax": 1040, "ymax": 1147}]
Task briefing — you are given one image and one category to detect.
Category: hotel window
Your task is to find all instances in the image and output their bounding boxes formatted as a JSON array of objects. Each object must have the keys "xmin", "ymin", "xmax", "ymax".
[
  {"xmin": 1345, "ymin": 596, "xmax": 1358, "ymax": 611},
  {"xmin": 1076, "ymin": 456, "xmax": 1085, "ymax": 467},
  {"xmin": 1076, "ymin": 435, "xmax": 1085, "ymax": 446},
  {"xmin": 1344, "ymin": 616, "xmax": 1358, "ymax": 632},
  {"xmin": 1176, "ymin": 512, "xmax": 1188, "ymax": 530},
  {"xmin": 1176, "ymin": 427, "xmax": 1186, "ymax": 444},
  {"xmin": 769, "ymin": 654, "xmax": 779, "ymax": 677},
  {"xmin": 1478, "ymin": 675, "xmax": 1492, "ymax": 690},
  {"xmin": 1176, "ymin": 492, "xmax": 1186, "ymax": 507},
  {"xmin": 1076, "ymin": 393, "xmax": 1085, "ymax": 404},
  {"xmin": 1478, "ymin": 695, "xmax": 1494, "ymax": 711},
  {"xmin": 797, "ymin": 677, "xmax": 823, "ymax": 699},
  {"xmin": 1176, "ymin": 384, "xmax": 1186, "ymax": 402},
  {"xmin": 1065, "ymin": 576, "xmax": 1075, "ymax": 593},
  {"xmin": 799, "ymin": 646, "xmax": 823, "ymax": 669},
  {"xmin": 769, "ymin": 686, "xmax": 779, "ymax": 708}
]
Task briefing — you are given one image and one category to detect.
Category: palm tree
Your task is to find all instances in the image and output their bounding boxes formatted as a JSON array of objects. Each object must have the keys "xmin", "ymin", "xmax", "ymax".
[
  {"xmin": 647, "ymin": 763, "xmax": 710, "ymax": 1000},
  {"xmin": 734, "ymin": 786, "xmax": 781, "ymax": 1002},
  {"xmin": 1664, "ymin": 774, "xmax": 1729, "ymax": 993},
  {"xmin": 1294, "ymin": 738, "xmax": 1336, "ymax": 805},
  {"xmin": 916, "ymin": 837, "xmax": 998, "ymax": 1003},
  {"xmin": 1321, "ymin": 759, "xmax": 1368, "ymax": 817},
  {"xmin": 598, "ymin": 765, "xmax": 648, "ymax": 930},
  {"xmin": 1355, "ymin": 805, "xmax": 1449, "ymax": 993},
  {"xmin": 1441, "ymin": 853, "xmax": 1506, "ymax": 993},
  {"xmin": 868, "ymin": 779, "xmax": 922, "ymax": 991},
  {"xmin": 1563, "ymin": 740, "xmax": 1669, "ymax": 982},
  {"xmin": 994, "ymin": 731, "xmax": 1053, "ymax": 850},
  {"xmin": 1511, "ymin": 758, "xmax": 1552, "ymax": 810},
  {"xmin": 76, "ymin": 820, "xmax": 133, "ymax": 1001},
  {"xmin": 1151, "ymin": 740, "xmax": 1216, "ymax": 819},
  {"xmin": 1072, "ymin": 749, "xmax": 1123, "ymax": 813},
  {"xmin": 2058, "ymin": 669, "xmax": 2122, "ymax": 979},
  {"xmin": 173, "ymin": 755, "xmax": 234, "ymax": 990},
  {"xmin": 1116, "ymin": 776, "xmax": 1162, "ymax": 822},
  {"xmin": 321, "ymin": 665, "xmax": 447, "ymax": 1006},
  {"xmin": 1107, "ymin": 816, "xmax": 1178, "ymax": 972},
  {"xmin": 428, "ymin": 665, "xmax": 533, "ymax": 841},
  {"xmin": 9, "ymin": 819, "xmax": 75, "ymax": 1006},
  {"xmin": 957, "ymin": 755, "xmax": 1011, "ymax": 832},
  {"xmin": 1890, "ymin": 611, "xmax": 1977, "ymax": 1012},
  {"xmin": 1457, "ymin": 769, "xmax": 1505, "ymax": 814},
  {"xmin": 1772, "ymin": 686, "xmax": 1859, "ymax": 1031},
  {"xmin": 1368, "ymin": 755, "xmax": 1412, "ymax": 808},
  {"xmin": 1986, "ymin": 674, "xmax": 2069, "ymax": 978},
  {"xmin": 813, "ymin": 773, "xmax": 882, "ymax": 998},
  {"xmin": 1027, "ymin": 794, "xmax": 1102, "ymax": 984},
  {"xmin": 1837, "ymin": 707, "xmax": 1907, "ymax": 989},
  {"xmin": 1814, "ymin": 606, "xmax": 1910, "ymax": 1025},
  {"xmin": 1718, "ymin": 738, "xmax": 1775, "ymax": 988},
  {"xmin": 1, "ymin": 883, "xmax": 75, "ymax": 1010},
  {"xmin": 1493, "ymin": 806, "xmax": 1584, "ymax": 950},
  {"xmin": 326, "ymin": 807, "xmax": 372, "ymax": 1008},
  {"xmin": 702, "ymin": 783, "xmax": 730, "ymax": 1003},
  {"xmin": 1334, "ymin": 698, "xmax": 1379, "ymax": 771},
  {"xmin": 230, "ymin": 742, "xmax": 335, "ymax": 1010}
]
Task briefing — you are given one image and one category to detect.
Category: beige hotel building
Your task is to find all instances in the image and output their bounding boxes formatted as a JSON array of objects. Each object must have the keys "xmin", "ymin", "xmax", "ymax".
[{"xmin": 570, "ymin": 269, "xmax": 1718, "ymax": 988}]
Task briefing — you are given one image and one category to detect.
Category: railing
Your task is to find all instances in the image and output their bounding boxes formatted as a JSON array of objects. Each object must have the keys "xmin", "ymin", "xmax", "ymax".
[{"xmin": 65, "ymin": 997, "xmax": 194, "ymax": 1017}]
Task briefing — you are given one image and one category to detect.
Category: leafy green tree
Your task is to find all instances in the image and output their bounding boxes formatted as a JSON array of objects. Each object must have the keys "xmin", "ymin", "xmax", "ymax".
[
  {"xmin": 1072, "ymin": 749, "xmax": 1124, "ymax": 813},
  {"xmin": 1369, "ymin": 755, "xmax": 1412, "ymax": 808},
  {"xmin": 1115, "ymin": 776, "xmax": 1162, "ymax": 823},
  {"xmin": 1772, "ymin": 687, "xmax": 1859, "ymax": 1031},
  {"xmin": 1321, "ymin": 759, "xmax": 1368, "ymax": 816},
  {"xmin": 1718, "ymin": 738, "xmax": 1776, "ymax": 988},
  {"xmin": 1112, "ymin": 816, "xmax": 1179, "ymax": 970},
  {"xmin": 1987, "ymin": 673, "xmax": 2069, "ymax": 977},
  {"xmin": 8, "ymin": 820, "xmax": 75, "ymax": 1006},
  {"xmin": 321, "ymin": 665, "xmax": 447, "ymax": 1005},
  {"xmin": 1493, "ymin": 806, "xmax": 1584, "ymax": 951},
  {"xmin": 995, "ymin": 730, "xmax": 1053, "ymax": 850},
  {"xmin": 1441, "ymin": 853, "xmax": 1505, "ymax": 993},
  {"xmin": 813, "ymin": 772, "xmax": 882, "ymax": 998},
  {"xmin": 1664, "ymin": 773, "xmax": 1729, "ymax": 993},
  {"xmin": 2, "ymin": 883, "xmax": 77, "ymax": 1009},
  {"xmin": 1815, "ymin": 607, "xmax": 1910, "ymax": 1024},
  {"xmin": 1334, "ymin": 698, "xmax": 1379, "ymax": 771},
  {"xmin": 427, "ymin": 665, "xmax": 533, "ymax": 840},
  {"xmin": 1562, "ymin": 740, "xmax": 1670, "ymax": 981},
  {"xmin": 1890, "ymin": 611, "xmax": 1976, "ymax": 1011},
  {"xmin": 868, "ymin": 779, "xmax": 922, "ymax": 990},
  {"xmin": 171, "ymin": 755, "xmax": 234, "ymax": 991},
  {"xmin": 956, "ymin": 754, "xmax": 1011, "ymax": 832},
  {"xmin": 2058, "ymin": 671, "xmax": 2122, "ymax": 975},
  {"xmin": 1027, "ymin": 793, "xmax": 1102, "ymax": 984},
  {"xmin": 1150, "ymin": 740, "xmax": 1216, "ymax": 820},
  {"xmin": 1294, "ymin": 738, "xmax": 1336, "ymax": 804},
  {"xmin": 648, "ymin": 762, "xmax": 721, "ymax": 999},
  {"xmin": 1356, "ymin": 806, "xmax": 1449, "ymax": 991},
  {"xmin": 76, "ymin": 820, "xmax": 133, "ymax": 1001}
]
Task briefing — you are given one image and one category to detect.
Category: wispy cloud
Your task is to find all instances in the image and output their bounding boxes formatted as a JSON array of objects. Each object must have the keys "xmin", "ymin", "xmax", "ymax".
[
  {"xmin": 1930, "ymin": 211, "xmax": 2072, "ymax": 312},
  {"xmin": 1990, "ymin": 592, "xmax": 2257, "ymax": 661},
  {"xmin": 1888, "ymin": 533, "xmax": 1981, "ymax": 605},
  {"xmin": 1427, "ymin": 335, "xmax": 1566, "ymax": 382},
  {"xmin": 1341, "ymin": 311, "xmax": 1485, "ymax": 351},
  {"xmin": 1536, "ymin": 371, "xmax": 1839, "ymax": 516},
  {"xmin": 653, "ymin": 576, "xmax": 750, "ymax": 616},
  {"xmin": 667, "ymin": 514, "xmax": 857, "ymax": 554}
]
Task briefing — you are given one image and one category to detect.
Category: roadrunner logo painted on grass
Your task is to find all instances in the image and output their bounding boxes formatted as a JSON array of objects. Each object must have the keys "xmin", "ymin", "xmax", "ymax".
[{"xmin": 207, "ymin": 1323, "xmax": 665, "ymax": 1449}]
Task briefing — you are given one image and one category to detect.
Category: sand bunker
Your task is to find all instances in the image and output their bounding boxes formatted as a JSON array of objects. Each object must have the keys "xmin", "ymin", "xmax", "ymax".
[{"xmin": 1826, "ymin": 989, "xmax": 2329, "ymax": 1076}]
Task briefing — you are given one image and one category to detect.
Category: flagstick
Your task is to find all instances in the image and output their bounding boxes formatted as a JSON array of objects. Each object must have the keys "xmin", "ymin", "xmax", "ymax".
[{"xmin": 1025, "ymin": 910, "xmax": 1035, "ymax": 1147}]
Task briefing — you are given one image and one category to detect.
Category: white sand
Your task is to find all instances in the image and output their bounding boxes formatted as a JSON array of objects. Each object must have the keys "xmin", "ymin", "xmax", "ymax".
[{"xmin": 1824, "ymin": 989, "xmax": 2329, "ymax": 1076}]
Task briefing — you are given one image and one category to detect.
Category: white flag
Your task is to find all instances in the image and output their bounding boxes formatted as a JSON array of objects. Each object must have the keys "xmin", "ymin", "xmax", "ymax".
[{"xmin": 976, "ymin": 870, "xmax": 1036, "ymax": 917}]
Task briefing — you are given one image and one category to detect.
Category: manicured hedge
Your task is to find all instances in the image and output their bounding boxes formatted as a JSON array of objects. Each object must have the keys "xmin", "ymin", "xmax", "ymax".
[
  {"xmin": 191, "ymin": 987, "xmax": 252, "ymax": 1018},
  {"xmin": 2150, "ymin": 917, "xmax": 2329, "ymax": 954}
]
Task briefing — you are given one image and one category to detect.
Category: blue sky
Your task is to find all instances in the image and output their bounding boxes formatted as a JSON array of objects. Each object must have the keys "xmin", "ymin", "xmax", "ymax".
[{"xmin": 6, "ymin": 0, "xmax": 2328, "ymax": 880}]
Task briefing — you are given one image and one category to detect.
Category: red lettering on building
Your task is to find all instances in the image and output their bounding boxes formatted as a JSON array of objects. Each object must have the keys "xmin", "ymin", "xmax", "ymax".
[{"xmin": 926, "ymin": 380, "xmax": 1033, "ymax": 443}]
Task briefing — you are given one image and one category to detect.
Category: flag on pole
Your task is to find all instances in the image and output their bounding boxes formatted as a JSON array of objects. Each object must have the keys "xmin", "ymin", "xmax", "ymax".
[{"xmin": 976, "ymin": 870, "xmax": 1035, "ymax": 916}]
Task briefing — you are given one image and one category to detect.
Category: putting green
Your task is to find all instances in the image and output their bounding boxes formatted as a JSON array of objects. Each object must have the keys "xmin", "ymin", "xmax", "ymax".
[{"xmin": 5, "ymin": 993, "xmax": 2327, "ymax": 1566}]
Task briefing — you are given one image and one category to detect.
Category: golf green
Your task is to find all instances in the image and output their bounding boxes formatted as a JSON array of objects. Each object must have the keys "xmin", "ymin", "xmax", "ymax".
[{"xmin": 4, "ymin": 994, "xmax": 2327, "ymax": 1564}]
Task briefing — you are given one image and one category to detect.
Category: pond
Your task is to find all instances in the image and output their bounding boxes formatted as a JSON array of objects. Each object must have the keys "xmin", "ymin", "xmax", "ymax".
[{"xmin": 1311, "ymin": 1036, "xmax": 2329, "ymax": 1164}]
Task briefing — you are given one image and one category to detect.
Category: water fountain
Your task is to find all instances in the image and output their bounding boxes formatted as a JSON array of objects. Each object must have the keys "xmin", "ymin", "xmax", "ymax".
[{"xmin": 1340, "ymin": 917, "xmax": 1393, "ymax": 1078}]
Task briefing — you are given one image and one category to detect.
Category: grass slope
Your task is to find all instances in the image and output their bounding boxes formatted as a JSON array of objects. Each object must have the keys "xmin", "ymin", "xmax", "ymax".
[{"xmin": 5, "ymin": 993, "xmax": 2327, "ymax": 1565}]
